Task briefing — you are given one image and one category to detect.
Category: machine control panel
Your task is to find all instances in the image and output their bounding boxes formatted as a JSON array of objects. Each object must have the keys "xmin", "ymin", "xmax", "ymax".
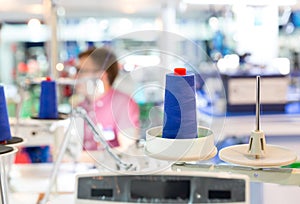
[{"xmin": 75, "ymin": 172, "xmax": 249, "ymax": 204}]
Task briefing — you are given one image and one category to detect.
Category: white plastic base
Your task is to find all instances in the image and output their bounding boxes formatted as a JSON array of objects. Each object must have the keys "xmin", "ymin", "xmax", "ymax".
[
  {"xmin": 145, "ymin": 126, "xmax": 217, "ymax": 162},
  {"xmin": 248, "ymin": 130, "xmax": 266, "ymax": 156},
  {"xmin": 219, "ymin": 144, "xmax": 297, "ymax": 168}
]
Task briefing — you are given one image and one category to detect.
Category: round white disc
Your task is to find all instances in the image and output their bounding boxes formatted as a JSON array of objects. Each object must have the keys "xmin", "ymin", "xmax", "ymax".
[{"xmin": 219, "ymin": 144, "xmax": 297, "ymax": 168}]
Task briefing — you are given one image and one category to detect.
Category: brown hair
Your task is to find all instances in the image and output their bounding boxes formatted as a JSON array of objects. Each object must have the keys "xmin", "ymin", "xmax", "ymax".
[{"xmin": 78, "ymin": 47, "xmax": 119, "ymax": 85}]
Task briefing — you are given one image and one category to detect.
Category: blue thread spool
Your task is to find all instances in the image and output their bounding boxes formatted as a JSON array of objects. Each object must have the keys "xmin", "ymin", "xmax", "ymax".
[
  {"xmin": 38, "ymin": 77, "xmax": 58, "ymax": 119},
  {"xmin": 0, "ymin": 86, "xmax": 12, "ymax": 142},
  {"xmin": 162, "ymin": 68, "xmax": 198, "ymax": 139}
]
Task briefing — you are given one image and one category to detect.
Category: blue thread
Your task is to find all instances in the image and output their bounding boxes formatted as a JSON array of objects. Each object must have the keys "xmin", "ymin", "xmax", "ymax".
[
  {"xmin": 38, "ymin": 81, "xmax": 58, "ymax": 119},
  {"xmin": 0, "ymin": 86, "xmax": 12, "ymax": 141},
  {"xmin": 162, "ymin": 72, "xmax": 197, "ymax": 139}
]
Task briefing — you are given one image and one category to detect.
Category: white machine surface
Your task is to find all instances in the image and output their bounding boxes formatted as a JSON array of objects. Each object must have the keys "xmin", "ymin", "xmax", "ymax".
[
  {"xmin": 8, "ymin": 163, "xmax": 300, "ymax": 204},
  {"xmin": 8, "ymin": 118, "xmax": 67, "ymax": 147},
  {"xmin": 75, "ymin": 171, "xmax": 250, "ymax": 204}
]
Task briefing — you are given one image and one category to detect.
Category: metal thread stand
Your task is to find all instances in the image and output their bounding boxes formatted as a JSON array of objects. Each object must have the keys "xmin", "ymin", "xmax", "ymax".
[
  {"xmin": 39, "ymin": 107, "xmax": 134, "ymax": 204},
  {"xmin": 247, "ymin": 75, "xmax": 266, "ymax": 158},
  {"xmin": 0, "ymin": 147, "xmax": 18, "ymax": 204},
  {"xmin": 0, "ymin": 158, "xmax": 9, "ymax": 204},
  {"xmin": 256, "ymin": 75, "xmax": 260, "ymax": 132},
  {"xmin": 205, "ymin": 76, "xmax": 299, "ymax": 183}
]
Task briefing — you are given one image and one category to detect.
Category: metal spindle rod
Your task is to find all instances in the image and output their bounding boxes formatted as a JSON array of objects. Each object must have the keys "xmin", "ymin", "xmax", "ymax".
[
  {"xmin": 256, "ymin": 76, "xmax": 261, "ymax": 131},
  {"xmin": 0, "ymin": 158, "xmax": 8, "ymax": 204}
]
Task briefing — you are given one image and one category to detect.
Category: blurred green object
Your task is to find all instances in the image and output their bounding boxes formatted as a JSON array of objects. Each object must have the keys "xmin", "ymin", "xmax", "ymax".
[
  {"xmin": 20, "ymin": 84, "xmax": 40, "ymax": 118},
  {"xmin": 138, "ymin": 102, "xmax": 164, "ymax": 139},
  {"xmin": 7, "ymin": 102, "xmax": 16, "ymax": 117},
  {"xmin": 139, "ymin": 102, "xmax": 154, "ymax": 123},
  {"xmin": 282, "ymin": 162, "xmax": 300, "ymax": 168}
]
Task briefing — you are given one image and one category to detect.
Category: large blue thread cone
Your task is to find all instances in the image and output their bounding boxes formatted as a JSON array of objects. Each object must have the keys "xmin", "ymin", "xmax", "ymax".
[
  {"xmin": 162, "ymin": 68, "xmax": 198, "ymax": 139},
  {"xmin": 38, "ymin": 78, "xmax": 58, "ymax": 119},
  {"xmin": 0, "ymin": 86, "xmax": 12, "ymax": 142}
]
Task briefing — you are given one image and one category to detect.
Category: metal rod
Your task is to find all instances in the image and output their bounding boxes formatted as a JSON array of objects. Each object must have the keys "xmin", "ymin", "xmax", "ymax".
[
  {"xmin": 43, "ymin": 0, "xmax": 59, "ymax": 79},
  {"xmin": 256, "ymin": 76, "xmax": 261, "ymax": 131},
  {"xmin": 39, "ymin": 119, "xmax": 73, "ymax": 204},
  {"xmin": 0, "ymin": 158, "xmax": 8, "ymax": 204}
]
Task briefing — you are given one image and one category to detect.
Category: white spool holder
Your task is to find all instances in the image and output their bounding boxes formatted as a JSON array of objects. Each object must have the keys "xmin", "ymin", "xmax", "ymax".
[
  {"xmin": 219, "ymin": 76, "xmax": 297, "ymax": 168},
  {"xmin": 219, "ymin": 144, "xmax": 297, "ymax": 168},
  {"xmin": 145, "ymin": 126, "xmax": 217, "ymax": 162}
]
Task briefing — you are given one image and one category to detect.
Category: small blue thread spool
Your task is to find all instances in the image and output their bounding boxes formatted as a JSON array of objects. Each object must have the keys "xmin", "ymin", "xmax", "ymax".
[
  {"xmin": 0, "ymin": 86, "xmax": 12, "ymax": 142},
  {"xmin": 38, "ymin": 77, "xmax": 58, "ymax": 119},
  {"xmin": 162, "ymin": 68, "xmax": 198, "ymax": 139}
]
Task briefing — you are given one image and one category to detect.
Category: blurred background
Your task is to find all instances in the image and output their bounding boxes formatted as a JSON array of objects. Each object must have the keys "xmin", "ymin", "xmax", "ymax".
[
  {"xmin": 1, "ymin": 1, "xmax": 300, "ymax": 203},
  {"xmin": 1, "ymin": 0, "xmax": 300, "ymax": 116}
]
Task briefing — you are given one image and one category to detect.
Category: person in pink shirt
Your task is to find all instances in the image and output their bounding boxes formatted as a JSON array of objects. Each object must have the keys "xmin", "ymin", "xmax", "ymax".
[{"xmin": 75, "ymin": 47, "xmax": 140, "ymax": 153}]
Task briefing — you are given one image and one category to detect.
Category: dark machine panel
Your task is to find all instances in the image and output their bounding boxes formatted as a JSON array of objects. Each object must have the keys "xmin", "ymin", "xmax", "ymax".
[{"xmin": 76, "ymin": 174, "xmax": 247, "ymax": 203}]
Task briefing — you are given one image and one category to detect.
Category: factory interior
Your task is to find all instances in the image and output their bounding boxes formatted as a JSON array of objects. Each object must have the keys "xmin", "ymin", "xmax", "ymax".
[{"xmin": 0, "ymin": 0, "xmax": 300, "ymax": 203}]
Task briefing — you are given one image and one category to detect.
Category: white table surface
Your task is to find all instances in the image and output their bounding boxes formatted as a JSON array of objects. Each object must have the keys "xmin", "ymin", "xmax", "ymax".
[{"xmin": 9, "ymin": 163, "xmax": 94, "ymax": 204}]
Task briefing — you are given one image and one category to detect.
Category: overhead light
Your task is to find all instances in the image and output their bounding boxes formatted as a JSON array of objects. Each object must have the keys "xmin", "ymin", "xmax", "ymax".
[
  {"xmin": 56, "ymin": 63, "xmax": 64, "ymax": 72},
  {"xmin": 124, "ymin": 63, "xmax": 136, "ymax": 72},
  {"xmin": 217, "ymin": 54, "xmax": 240, "ymax": 73},
  {"xmin": 182, "ymin": 0, "xmax": 297, "ymax": 6},
  {"xmin": 271, "ymin": 58, "xmax": 290, "ymax": 75},
  {"xmin": 208, "ymin": 17, "xmax": 219, "ymax": 30},
  {"xmin": 27, "ymin": 18, "xmax": 41, "ymax": 28}
]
